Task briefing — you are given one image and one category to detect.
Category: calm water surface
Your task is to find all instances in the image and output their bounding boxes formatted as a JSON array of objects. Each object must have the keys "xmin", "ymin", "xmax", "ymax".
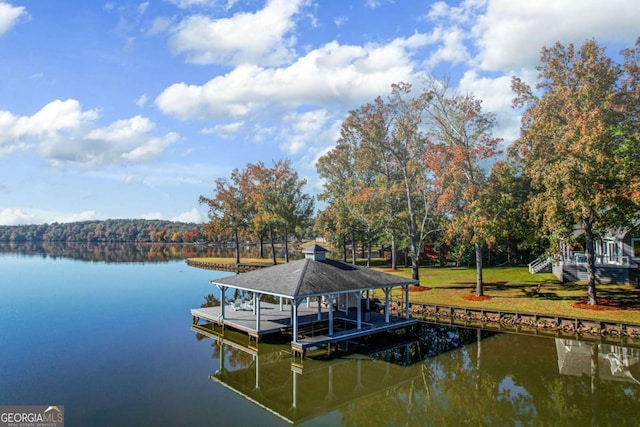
[{"xmin": 1, "ymin": 247, "xmax": 639, "ymax": 426}]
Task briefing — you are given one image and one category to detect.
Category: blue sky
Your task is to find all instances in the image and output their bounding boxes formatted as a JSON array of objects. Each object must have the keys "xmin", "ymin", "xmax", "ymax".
[{"xmin": 0, "ymin": 0, "xmax": 638, "ymax": 225}]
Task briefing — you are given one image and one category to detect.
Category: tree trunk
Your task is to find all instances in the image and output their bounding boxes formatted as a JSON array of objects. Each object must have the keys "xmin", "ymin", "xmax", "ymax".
[
  {"xmin": 259, "ymin": 234, "xmax": 264, "ymax": 259},
  {"xmin": 391, "ymin": 233, "xmax": 398, "ymax": 270},
  {"xmin": 409, "ymin": 234, "xmax": 419, "ymax": 281},
  {"xmin": 269, "ymin": 226, "xmax": 277, "ymax": 265},
  {"xmin": 367, "ymin": 237, "xmax": 372, "ymax": 268},
  {"xmin": 475, "ymin": 242, "xmax": 483, "ymax": 296},
  {"xmin": 234, "ymin": 229, "xmax": 240, "ymax": 265},
  {"xmin": 284, "ymin": 226, "xmax": 289, "ymax": 263},
  {"xmin": 584, "ymin": 220, "xmax": 597, "ymax": 305},
  {"xmin": 342, "ymin": 235, "xmax": 347, "ymax": 262},
  {"xmin": 350, "ymin": 230, "xmax": 357, "ymax": 265}
]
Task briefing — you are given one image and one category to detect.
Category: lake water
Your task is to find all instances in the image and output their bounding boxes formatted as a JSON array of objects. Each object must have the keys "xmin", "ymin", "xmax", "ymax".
[{"xmin": 1, "ymin": 246, "xmax": 639, "ymax": 426}]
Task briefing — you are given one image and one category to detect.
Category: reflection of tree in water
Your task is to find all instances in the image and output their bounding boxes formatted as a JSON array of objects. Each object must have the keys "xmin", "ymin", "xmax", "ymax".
[
  {"xmin": 340, "ymin": 325, "xmax": 640, "ymax": 426},
  {"xmin": 0, "ymin": 241, "xmax": 305, "ymax": 263},
  {"xmin": 209, "ymin": 340, "xmax": 254, "ymax": 371},
  {"xmin": 200, "ymin": 294, "xmax": 220, "ymax": 308},
  {"xmin": 0, "ymin": 241, "xmax": 211, "ymax": 263}
]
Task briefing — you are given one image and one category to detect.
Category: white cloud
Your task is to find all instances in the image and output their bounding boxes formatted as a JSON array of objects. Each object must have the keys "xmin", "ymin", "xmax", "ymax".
[
  {"xmin": 334, "ymin": 15, "xmax": 347, "ymax": 28},
  {"xmin": 53, "ymin": 210, "xmax": 99, "ymax": 223},
  {"xmin": 364, "ymin": 0, "xmax": 395, "ymax": 8},
  {"xmin": 0, "ymin": 100, "xmax": 178, "ymax": 167},
  {"xmin": 458, "ymin": 70, "xmax": 519, "ymax": 145},
  {"xmin": 140, "ymin": 212, "xmax": 163, "ymax": 220},
  {"xmin": 171, "ymin": 207, "xmax": 203, "ymax": 223},
  {"xmin": 425, "ymin": 26, "xmax": 470, "ymax": 68},
  {"xmin": 426, "ymin": 0, "xmax": 485, "ymax": 25},
  {"xmin": 0, "ymin": 2, "xmax": 26, "ymax": 35},
  {"xmin": 124, "ymin": 175, "xmax": 144, "ymax": 184},
  {"xmin": 156, "ymin": 34, "xmax": 430, "ymax": 120},
  {"xmin": 201, "ymin": 121, "xmax": 245, "ymax": 137},
  {"xmin": 279, "ymin": 109, "xmax": 331, "ymax": 154},
  {"xmin": 0, "ymin": 208, "xmax": 99, "ymax": 225},
  {"xmin": 168, "ymin": 0, "xmax": 305, "ymax": 66},
  {"xmin": 146, "ymin": 16, "xmax": 176, "ymax": 36},
  {"xmin": 0, "ymin": 208, "xmax": 37, "ymax": 225},
  {"xmin": 0, "ymin": 99, "xmax": 98, "ymax": 154},
  {"xmin": 40, "ymin": 115, "xmax": 179, "ymax": 167},
  {"xmin": 136, "ymin": 93, "xmax": 149, "ymax": 107},
  {"xmin": 167, "ymin": 0, "xmax": 223, "ymax": 9},
  {"xmin": 473, "ymin": 0, "xmax": 640, "ymax": 72},
  {"xmin": 138, "ymin": 1, "xmax": 150, "ymax": 14}
]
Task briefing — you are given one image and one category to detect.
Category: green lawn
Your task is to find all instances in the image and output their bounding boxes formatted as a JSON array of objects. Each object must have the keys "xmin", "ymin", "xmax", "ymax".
[{"xmin": 371, "ymin": 265, "xmax": 640, "ymax": 324}]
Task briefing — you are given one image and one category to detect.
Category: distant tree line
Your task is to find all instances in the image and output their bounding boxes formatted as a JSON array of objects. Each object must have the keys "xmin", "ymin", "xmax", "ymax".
[{"xmin": 0, "ymin": 219, "xmax": 203, "ymax": 243}]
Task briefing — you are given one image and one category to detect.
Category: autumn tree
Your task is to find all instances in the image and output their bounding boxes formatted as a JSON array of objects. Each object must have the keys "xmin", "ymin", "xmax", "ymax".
[
  {"xmin": 510, "ymin": 38, "xmax": 640, "ymax": 305},
  {"xmin": 317, "ymin": 83, "xmax": 438, "ymax": 279},
  {"xmin": 483, "ymin": 161, "xmax": 538, "ymax": 265},
  {"xmin": 199, "ymin": 170, "xmax": 251, "ymax": 264},
  {"xmin": 244, "ymin": 160, "xmax": 314, "ymax": 263},
  {"xmin": 316, "ymin": 131, "xmax": 364, "ymax": 264},
  {"xmin": 423, "ymin": 79, "xmax": 502, "ymax": 296}
]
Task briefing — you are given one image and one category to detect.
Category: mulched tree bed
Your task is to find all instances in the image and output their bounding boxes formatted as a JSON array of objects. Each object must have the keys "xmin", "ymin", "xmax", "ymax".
[
  {"xmin": 408, "ymin": 285, "xmax": 431, "ymax": 292},
  {"xmin": 462, "ymin": 294, "xmax": 492, "ymax": 302},
  {"xmin": 572, "ymin": 297, "xmax": 623, "ymax": 311}
]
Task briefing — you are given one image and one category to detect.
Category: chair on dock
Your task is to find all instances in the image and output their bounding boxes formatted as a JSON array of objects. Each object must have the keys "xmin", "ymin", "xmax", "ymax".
[{"xmin": 232, "ymin": 299, "xmax": 243, "ymax": 311}]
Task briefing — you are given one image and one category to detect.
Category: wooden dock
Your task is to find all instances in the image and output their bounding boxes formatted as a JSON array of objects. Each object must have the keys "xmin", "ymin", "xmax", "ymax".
[
  {"xmin": 191, "ymin": 301, "xmax": 418, "ymax": 356},
  {"xmin": 186, "ymin": 259, "xmax": 273, "ymax": 273}
]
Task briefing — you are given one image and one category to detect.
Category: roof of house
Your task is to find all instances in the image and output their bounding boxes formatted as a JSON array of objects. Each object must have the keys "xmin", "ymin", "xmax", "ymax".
[{"xmin": 211, "ymin": 257, "xmax": 418, "ymax": 299}]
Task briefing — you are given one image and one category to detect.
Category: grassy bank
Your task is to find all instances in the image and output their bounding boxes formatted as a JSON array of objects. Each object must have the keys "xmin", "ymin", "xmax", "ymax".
[
  {"xmin": 187, "ymin": 257, "xmax": 280, "ymax": 265},
  {"xmin": 373, "ymin": 265, "xmax": 640, "ymax": 324}
]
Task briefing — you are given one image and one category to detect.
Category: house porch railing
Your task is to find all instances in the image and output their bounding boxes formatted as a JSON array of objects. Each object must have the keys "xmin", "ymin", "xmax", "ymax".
[{"xmin": 563, "ymin": 251, "xmax": 630, "ymax": 266}]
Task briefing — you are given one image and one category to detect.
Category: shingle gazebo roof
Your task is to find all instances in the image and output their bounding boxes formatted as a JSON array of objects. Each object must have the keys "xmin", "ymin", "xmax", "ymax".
[{"xmin": 212, "ymin": 245, "xmax": 418, "ymax": 299}]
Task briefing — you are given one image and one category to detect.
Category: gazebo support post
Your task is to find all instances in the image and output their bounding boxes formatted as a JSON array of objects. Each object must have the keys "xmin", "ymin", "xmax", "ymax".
[
  {"xmin": 355, "ymin": 291, "xmax": 362, "ymax": 329},
  {"xmin": 383, "ymin": 287, "xmax": 391, "ymax": 323},
  {"xmin": 255, "ymin": 292, "xmax": 263, "ymax": 336},
  {"xmin": 292, "ymin": 298, "xmax": 300, "ymax": 343},
  {"xmin": 316, "ymin": 296, "xmax": 322, "ymax": 320},
  {"xmin": 328, "ymin": 295, "xmax": 335, "ymax": 336},
  {"xmin": 404, "ymin": 285, "xmax": 410, "ymax": 319},
  {"xmin": 217, "ymin": 285, "xmax": 227, "ymax": 320}
]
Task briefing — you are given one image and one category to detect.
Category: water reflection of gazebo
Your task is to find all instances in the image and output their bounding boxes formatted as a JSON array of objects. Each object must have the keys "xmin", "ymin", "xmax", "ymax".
[
  {"xmin": 198, "ymin": 326, "xmax": 422, "ymax": 425},
  {"xmin": 191, "ymin": 244, "xmax": 419, "ymax": 357}
]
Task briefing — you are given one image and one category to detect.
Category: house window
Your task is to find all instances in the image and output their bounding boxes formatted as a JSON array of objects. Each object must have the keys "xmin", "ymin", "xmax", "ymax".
[
  {"xmin": 633, "ymin": 239, "xmax": 640, "ymax": 259},
  {"xmin": 604, "ymin": 240, "xmax": 619, "ymax": 263}
]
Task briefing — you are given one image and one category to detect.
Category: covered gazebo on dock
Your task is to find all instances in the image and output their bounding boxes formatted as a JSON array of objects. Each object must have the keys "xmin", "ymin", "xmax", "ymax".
[{"xmin": 191, "ymin": 244, "xmax": 419, "ymax": 356}]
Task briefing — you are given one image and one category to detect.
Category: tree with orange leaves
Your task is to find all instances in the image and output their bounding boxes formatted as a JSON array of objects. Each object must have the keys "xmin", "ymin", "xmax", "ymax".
[
  {"xmin": 246, "ymin": 160, "xmax": 314, "ymax": 264},
  {"xmin": 199, "ymin": 169, "xmax": 250, "ymax": 264},
  {"xmin": 318, "ymin": 83, "xmax": 439, "ymax": 280},
  {"xmin": 423, "ymin": 79, "xmax": 502, "ymax": 297},
  {"xmin": 510, "ymin": 38, "xmax": 640, "ymax": 305}
]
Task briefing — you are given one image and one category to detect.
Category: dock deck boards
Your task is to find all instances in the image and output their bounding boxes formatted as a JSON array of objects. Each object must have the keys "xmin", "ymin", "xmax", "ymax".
[{"xmin": 191, "ymin": 301, "xmax": 417, "ymax": 350}]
